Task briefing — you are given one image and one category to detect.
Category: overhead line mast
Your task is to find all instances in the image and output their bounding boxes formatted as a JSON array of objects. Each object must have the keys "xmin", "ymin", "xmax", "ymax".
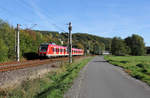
[
  {"xmin": 16, "ymin": 24, "xmax": 21, "ymax": 62},
  {"xmin": 68, "ymin": 22, "xmax": 72, "ymax": 63}
]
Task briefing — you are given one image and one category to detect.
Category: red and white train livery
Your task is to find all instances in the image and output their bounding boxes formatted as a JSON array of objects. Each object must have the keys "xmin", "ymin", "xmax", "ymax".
[{"xmin": 38, "ymin": 43, "xmax": 84, "ymax": 58}]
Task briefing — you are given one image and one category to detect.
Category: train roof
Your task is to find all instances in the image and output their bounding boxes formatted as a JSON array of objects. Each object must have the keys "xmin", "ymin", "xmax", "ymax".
[{"xmin": 40, "ymin": 43, "xmax": 83, "ymax": 51}]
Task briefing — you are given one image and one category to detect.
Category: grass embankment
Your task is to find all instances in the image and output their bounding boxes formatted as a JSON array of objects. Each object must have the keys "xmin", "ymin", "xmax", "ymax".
[
  {"xmin": 104, "ymin": 55, "xmax": 150, "ymax": 85},
  {"xmin": 0, "ymin": 56, "xmax": 93, "ymax": 98}
]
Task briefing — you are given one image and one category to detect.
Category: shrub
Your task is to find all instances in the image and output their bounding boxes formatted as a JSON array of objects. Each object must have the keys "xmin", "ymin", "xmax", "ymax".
[{"xmin": 136, "ymin": 64, "xmax": 144, "ymax": 68}]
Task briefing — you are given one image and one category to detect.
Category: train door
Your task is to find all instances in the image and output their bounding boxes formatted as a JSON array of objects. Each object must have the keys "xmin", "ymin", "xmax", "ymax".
[{"xmin": 53, "ymin": 47, "xmax": 56, "ymax": 56}]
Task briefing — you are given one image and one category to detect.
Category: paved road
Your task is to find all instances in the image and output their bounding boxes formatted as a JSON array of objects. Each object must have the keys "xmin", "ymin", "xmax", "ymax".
[{"xmin": 65, "ymin": 56, "xmax": 150, "ymax": 98}]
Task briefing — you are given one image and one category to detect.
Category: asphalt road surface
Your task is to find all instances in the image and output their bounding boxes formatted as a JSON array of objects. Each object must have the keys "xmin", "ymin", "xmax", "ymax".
[{"xmin": 64, "ymin": 56, "xmax": 150, "ymax": 98}]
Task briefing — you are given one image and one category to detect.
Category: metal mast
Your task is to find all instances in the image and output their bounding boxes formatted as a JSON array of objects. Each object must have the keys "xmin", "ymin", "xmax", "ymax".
[
  {"xmin": 68, "ymin": 22, "xmax": 72, "ymax": 63},
  {"xmin": 16, "ymin": 24, "xmax": 20, "ymax": 62}
]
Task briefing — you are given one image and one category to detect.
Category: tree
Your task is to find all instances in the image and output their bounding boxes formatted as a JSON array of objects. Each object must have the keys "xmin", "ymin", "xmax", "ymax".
[
  {"xmin": 125, "ymin": 34, "xmax": 145, "ymax": 56},
  {"xmin": 146, "ymin": 47, "xmax": 150, "ymax": 54},
  {"xmin": 111, "ymin": 37, "xmax": 129, "ymax": 56},
  {"xmin": 0, "ymin": 39, "xmax": 8, "ymax": 62}
]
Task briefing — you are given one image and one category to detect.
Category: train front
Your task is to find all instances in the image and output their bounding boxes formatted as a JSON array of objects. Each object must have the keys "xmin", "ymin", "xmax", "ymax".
[{"xmin": 38, "ymin": 43, "xmax": 49, "ymax": 57}]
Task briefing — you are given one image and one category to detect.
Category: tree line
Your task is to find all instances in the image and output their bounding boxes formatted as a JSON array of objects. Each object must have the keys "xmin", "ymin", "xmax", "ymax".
[
  {"xmin": 0, "ymin": 19, "xmax": 110, "ymax": 62},
  {"xmin": 1, "ymin": 18, "xmax": 146, "ymax": 62},
  {"xmin": 111, "ymin": 34, "xmax": 146, "ymax": 56}
]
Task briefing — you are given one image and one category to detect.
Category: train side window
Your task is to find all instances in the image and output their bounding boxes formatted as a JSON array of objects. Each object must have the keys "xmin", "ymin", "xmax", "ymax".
[{"xmin": 53, "ymin": 48, "xmax": 56, "ymax": 53}]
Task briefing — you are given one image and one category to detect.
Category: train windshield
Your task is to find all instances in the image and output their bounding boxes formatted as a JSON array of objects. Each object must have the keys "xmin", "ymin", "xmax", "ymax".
[{"xmin": 40, "ymin": 45, "xmax": 48, "ymax": 52}]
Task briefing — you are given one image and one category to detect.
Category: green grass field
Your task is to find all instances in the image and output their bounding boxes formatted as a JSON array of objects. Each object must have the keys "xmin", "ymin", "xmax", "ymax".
[{"xmin": 104, "ymin": 55, "xmax": 150, "ymax": 86}]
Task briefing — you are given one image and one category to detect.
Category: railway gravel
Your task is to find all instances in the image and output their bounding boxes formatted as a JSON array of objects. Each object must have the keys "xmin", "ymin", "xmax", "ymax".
[
  {"xmin": 0, "ymin": 56, "xmax": 84, "ymax": 90},
  {"xmin": 0, "ymin": 61, "xmax": 64, "ymax": 89}
]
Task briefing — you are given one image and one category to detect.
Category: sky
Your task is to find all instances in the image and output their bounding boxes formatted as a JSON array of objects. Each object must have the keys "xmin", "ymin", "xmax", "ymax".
[{"xmin": 0, "ymin": 0, "xmax": 150, "ymax": 46}]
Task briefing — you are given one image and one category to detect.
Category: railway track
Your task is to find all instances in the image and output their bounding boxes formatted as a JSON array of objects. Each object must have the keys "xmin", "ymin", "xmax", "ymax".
[{"xmin": 0, "ymin": 57, "xmax": 70, "ymax": 72}]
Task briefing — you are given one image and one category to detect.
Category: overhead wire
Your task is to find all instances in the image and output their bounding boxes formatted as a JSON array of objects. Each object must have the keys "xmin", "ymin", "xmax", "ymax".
[
  {"xmin": 17, "ymin": 0, "xmax": 68, "ymax": 32},
  {"xmin": 37, "ymin": 8, "xmax": 68, "ymax": 33},
  {"xmin": 36, "ymin": 4, "xmax": 69, "ymax": 32},
  {"xmin": 0, "ymin": 0, "xmax": 38, "ymax": 30},
  {"xmin": 0, "ymin": 0, "xmax": 68, "ymax": 32}
]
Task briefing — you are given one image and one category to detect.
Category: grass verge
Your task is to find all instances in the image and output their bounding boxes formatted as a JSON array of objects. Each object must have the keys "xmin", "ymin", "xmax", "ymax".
[
  {"xmin": 104, "ymin": 55, "xmax": 150, "ymax": 86},
  {"xmin": 36, "ymin": 57, "xmax": 93, "ymax": 98},
  {"xmin": 0, "ymin": 56, "xmax": 93, "ymax": 98}
]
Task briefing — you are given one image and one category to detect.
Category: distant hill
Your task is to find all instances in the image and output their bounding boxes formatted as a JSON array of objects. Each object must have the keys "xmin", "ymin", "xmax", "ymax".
[
  {"xmin": 35, "ymin": 30, "xmax": 112, "ymax": 54},
  {"xmin": 72, "ymin": 33, "xmax": 112, "ymax": 51}
]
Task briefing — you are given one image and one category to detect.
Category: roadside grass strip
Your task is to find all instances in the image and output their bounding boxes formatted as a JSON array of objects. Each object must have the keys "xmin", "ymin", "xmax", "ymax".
[
  {"xmin": 36, "ymin": 57, "xmax": 93, "ymax": 98},
  {"xmin": 104, "ymin": 55, "xmax": 150, "ymax": 86}
]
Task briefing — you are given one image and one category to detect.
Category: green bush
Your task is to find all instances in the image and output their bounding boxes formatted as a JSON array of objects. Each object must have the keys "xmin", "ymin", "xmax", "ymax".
[{"xmin": 136, "ymin": 64, "xmax": 144, "ymax": 68}]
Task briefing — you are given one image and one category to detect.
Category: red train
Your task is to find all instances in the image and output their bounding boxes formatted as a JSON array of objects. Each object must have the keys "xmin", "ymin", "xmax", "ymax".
[{"xmin": 38, "ymin": 43, "xmax": 84, "ymax": 58}]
